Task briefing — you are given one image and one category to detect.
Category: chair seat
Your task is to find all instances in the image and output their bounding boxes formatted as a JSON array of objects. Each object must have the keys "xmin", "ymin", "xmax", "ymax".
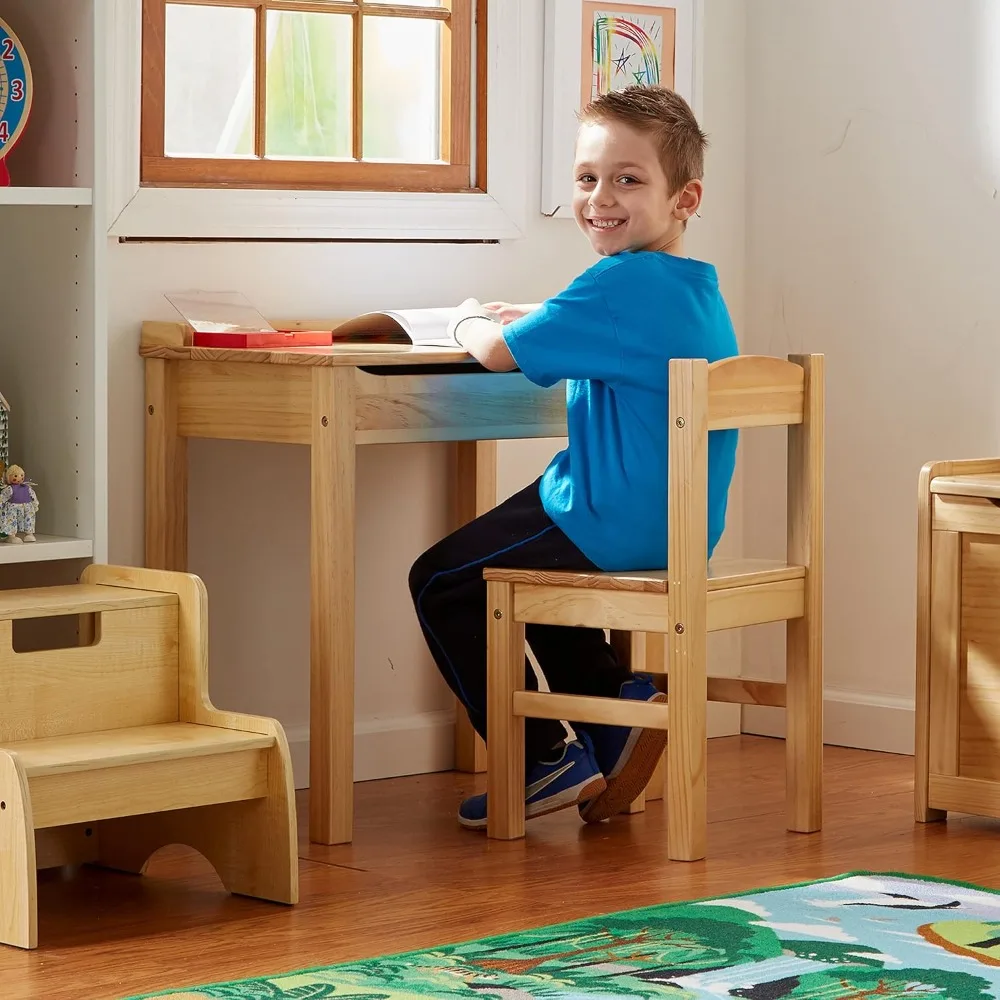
[
  {"xmin": 3, "ymin": 723, "xmax": 275, "ymax": 777},
  {"xmin": 483, "ymin": 557, "xmax": 804, "ymax": 594}
]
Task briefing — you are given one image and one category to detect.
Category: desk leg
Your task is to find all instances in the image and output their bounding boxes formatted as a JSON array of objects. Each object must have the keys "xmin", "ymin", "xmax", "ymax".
[
  {"xmin": 145, "ymin": 359, "xmax": 187, "ymax": 571},
  {"xmin": 310, "ymin": 368, "xmax": 356, "ymax": 845},
  {"xmin": 451, "ymin": 441, "xmax": 495, "ymax": 773}
]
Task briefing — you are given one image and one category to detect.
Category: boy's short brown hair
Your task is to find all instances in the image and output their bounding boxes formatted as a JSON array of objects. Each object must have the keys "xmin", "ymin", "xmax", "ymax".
[{"xmin": 579, "ymin": 85, "xmax": 708, "ymax": 194}]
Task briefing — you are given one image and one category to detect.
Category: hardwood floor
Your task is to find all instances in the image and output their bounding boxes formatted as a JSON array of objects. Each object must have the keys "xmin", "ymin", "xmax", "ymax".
[{"xmin": 3, "ymin": 735, "xmax": 999, "ymax": 1000}]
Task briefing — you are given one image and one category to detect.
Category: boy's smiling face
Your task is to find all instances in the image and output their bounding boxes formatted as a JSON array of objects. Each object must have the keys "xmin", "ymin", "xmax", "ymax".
[{"xmin": 573, "ymin": 119, "xmax": 702, "ymax": 256}]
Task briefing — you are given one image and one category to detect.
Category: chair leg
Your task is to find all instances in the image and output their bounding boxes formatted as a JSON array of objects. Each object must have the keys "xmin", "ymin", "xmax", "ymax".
[
  {"xmin": 0, "ymin": 752, "xmax": 37, "ymax": 949},
  {"xmin": 667, "ymin": 625, "xmax": 707, "ymax": 862},
  {"xmin": 786, "ymin": 611, "xmax": 823, "ymax": 833},
  {"xmin": 486, "ymin": 580, "xmax": 525, "ymax": 840}
]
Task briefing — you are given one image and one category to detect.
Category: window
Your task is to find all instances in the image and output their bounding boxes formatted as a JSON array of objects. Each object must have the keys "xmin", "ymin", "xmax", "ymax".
[{"xmin": 140, "ymin": 0, "xmax": 484, "ymax": 192}]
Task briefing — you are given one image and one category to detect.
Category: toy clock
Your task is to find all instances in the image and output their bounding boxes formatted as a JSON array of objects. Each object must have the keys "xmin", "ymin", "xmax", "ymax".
[{"xmin": 0, "ymin": 16, "xmax": 32, "ymax": 187}]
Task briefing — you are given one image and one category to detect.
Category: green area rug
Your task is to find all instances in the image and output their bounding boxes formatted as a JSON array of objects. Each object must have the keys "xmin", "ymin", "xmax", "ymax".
[{"xmin": 130, "ymin": 872, "xmax": 1000, "ymax": 999}]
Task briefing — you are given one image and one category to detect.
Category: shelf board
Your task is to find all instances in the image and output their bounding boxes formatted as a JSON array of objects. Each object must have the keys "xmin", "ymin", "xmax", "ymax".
[
  {"xmin": 0, "ymin": 536, "xmax": 93, "ymax": 565},
  {"xmin": 0, "ymin": 187, "xmax": 93, "ymax": 207}
]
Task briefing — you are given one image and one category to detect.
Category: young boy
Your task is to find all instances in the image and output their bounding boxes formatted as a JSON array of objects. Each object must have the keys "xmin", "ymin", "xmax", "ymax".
[{"xmin": 408, "ymin": 85, "xmax": 739, "ymax": 830}]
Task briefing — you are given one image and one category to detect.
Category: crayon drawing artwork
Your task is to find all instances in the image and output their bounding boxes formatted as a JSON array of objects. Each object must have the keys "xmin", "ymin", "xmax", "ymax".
[
  {"xmin": 542, "ymin": 0, "xmax": 695, "ymax": 217},
  {"xmin": 581, "ymin": 2, "xmax": 676, "ymax": 108}
]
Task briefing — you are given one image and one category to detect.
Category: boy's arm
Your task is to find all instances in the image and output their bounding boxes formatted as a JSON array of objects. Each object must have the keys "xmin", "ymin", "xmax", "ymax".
[{"xmin": 447, "ymin": 298, "xmax": 517, "ymax": 371}]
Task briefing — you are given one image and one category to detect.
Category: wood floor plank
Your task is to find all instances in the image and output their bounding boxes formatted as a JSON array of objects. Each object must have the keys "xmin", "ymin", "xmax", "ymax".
[{"xmin": 1, "ymin": 736, "xmax": 998, "ymax": 999}]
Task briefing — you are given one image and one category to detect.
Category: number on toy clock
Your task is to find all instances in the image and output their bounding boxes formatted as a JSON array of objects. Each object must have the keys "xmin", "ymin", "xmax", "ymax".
[
  {"xmin": 0, "ymin": 122, "xmax": 9, "ymax": 145},
  {"xmin": 1, "ymin": 38, "xmax": 13, "ymax": 61},
  {"xmin": 10, "ymin": 79, "xmax": 23, "ymax": 101}
]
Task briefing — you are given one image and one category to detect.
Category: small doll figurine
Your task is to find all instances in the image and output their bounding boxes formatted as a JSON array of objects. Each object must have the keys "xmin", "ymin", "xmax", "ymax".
[{"xmin": 0, "ymin": 465, "xmax": 39, "ymax": 543}]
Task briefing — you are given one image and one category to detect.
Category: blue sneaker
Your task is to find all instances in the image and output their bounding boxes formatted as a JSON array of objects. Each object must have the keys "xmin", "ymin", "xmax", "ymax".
[
  {"xmin": 458, "ymin": 732, "xmax": 607, "ymax": 830},
  {"xmin": 576, "ymin": 674, "xmax": 668, "ymax": 823}
]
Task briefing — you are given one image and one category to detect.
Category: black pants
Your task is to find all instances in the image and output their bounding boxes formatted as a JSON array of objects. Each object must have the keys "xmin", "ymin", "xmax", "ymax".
[{"xmin": 408, "ymin": 479, "xmax": 632, "ymax": 765}]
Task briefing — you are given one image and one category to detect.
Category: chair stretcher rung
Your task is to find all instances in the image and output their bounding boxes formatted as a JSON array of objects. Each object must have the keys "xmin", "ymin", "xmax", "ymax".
[{"xmin": 512, "ymin": 691, "xmax": 669, "ymax": 729}]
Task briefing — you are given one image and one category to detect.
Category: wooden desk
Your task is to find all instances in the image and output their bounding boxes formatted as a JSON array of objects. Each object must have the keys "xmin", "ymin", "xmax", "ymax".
[
  {"xmin": 915, "ymin": 460, "xmax": 1000, "ymax": 823},
  {"xmin": 140, "ymin": 325, "xmax": 567, "ymax": 844}
]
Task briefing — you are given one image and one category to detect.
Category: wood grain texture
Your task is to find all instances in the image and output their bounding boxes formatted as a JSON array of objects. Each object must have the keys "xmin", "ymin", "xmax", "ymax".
[
  {"xmin": 139, "ymin": 336, "xmax": 490, "ymax": 367},
  {"xmin": 932, "ymin": 493, "xmax": 1000, "ymax": 534},
  {"xmin": 354, "ymin": 370, "xmax": 566, "ymax": 444},
  {"xmin": 145, "ymin": 359, "xmax": 188, "ymax": 571},
  {"xmin": 513, "ymin": 691, "xmax": 669, "ymax": 729},
  {"xmin": 484, "ymin": 559, "xmax": 803, "ymax": 594},
  {"xmin": 486, "ymin": 581, "xmax": 525, "ymax": 840},
  {"xmin": 29, "ymin": 751, "xmax": 269, "ymax": 829},
  {"xmin": 0, "ymin": 605, "xmax": 180, "ymax": 743},
  {"xmin": 666, "ymin": 359, "xmax": 709, "ymax": 862},
  {"xmin": 958, "ymin": 537, "xmax": 1000, "ymax": 782},
  {"xmin": 451, "ymin": 440, "xmax": 496, "ymax": 774},
  {"xmin": 0, "ymin": 585, "xmax": 172, "ymax": 620},
  {"xmin": 785, "ymin": 353, "xmax": 824, "ymax": 834},
  {"xmin": 0, "ymin": 738, "xmax": 996, "ymax": 995},
  {"xmin": 177, "ymin": 361, "xmax": 312, "ymax": 445},
  {"xmin": 929, "ymin": 471, "xmax": 1000, "ymax": 497},
  {"xmin": 914, "ymin": 458, "xmax": 1000, "ymax": 822},
  {"xmin": 510, "ymin": 579, "xmax": 802, "ymax": 635},
  {"xmin": 927, "ymin": 530, "xmax": 962, "ymax": 780},
  {"xmin": 0, "ymin": 752, "xmax": 35, "ymax": 949},
  {"xmin": 310, "ymin": 369, "xmax": 357, "ymax": 846},
  {"xmin": 707, "ymin": 355, "xmax": 805, "ymax": 430},
  {"xmin": 82, "ymin": 566, "xmax": 299, "ymax": 906}
]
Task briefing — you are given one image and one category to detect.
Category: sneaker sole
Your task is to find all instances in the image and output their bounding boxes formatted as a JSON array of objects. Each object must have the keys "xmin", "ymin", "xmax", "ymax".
[
  {"xmin": 579, "ymin": 692, "xmax": 668, "ymax": 823},
  {"xmin": 459, "ymin": 773, "xmax": 608, "ymax": 831}
]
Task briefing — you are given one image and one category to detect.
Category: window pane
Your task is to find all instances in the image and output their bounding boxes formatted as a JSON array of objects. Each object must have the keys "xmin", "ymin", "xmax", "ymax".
[
  {"xmin": 363, "ymin": 16, "xmax": 441, "ymax": 161},
  {"xmin": 265, "ymin": 11, "xmax": 352, "ymax": 159},
  {"xmin": 165, "ymin": 5, "xmax": 255, "ymax": 157}
]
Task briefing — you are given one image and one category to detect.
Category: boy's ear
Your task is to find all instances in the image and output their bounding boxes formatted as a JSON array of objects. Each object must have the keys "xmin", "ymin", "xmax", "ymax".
[{"xmin": 673, "ymin": 179, "xmax": 704, "ymax": 221}]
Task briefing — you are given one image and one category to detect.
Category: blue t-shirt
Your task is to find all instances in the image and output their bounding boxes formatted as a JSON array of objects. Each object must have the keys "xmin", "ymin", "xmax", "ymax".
[{"xmin": 502, "ymin": 251, "xmax": 738, "ymax": 572}]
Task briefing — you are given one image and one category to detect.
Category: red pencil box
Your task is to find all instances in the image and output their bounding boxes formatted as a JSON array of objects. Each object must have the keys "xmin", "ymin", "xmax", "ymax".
[{"xmin": 192, "ymin": 329, "xmax": 333, "ymax": 348}]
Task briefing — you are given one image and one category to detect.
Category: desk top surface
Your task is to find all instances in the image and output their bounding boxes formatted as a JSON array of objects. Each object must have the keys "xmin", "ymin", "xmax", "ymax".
[
  {"xmin": 139, "ymin": 341, "xmax": 482, "ymax": 368},
  {"xmin": 930, "ymin": 473, "xmax": 1000, "ymax": 499}
]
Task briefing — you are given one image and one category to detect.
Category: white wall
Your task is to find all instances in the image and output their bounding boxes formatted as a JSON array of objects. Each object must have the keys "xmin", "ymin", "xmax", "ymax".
[
  {"xmin": 107, "ymin": 0, "xmax": 747, "ymax": 785},
  {"xmin": 741, "ymin": 0, "xmax": 1000, "ymax": 752}
]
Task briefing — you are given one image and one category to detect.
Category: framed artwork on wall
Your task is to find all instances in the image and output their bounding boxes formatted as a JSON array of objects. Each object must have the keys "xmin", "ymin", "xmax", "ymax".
[{"xmin": 541, "ymin": 0, "xmax": 698, "ymax": 218}]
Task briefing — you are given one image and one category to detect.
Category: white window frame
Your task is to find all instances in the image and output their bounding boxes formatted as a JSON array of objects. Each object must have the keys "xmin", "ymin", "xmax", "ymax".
[{"xmin": 107, "ymin": 0, "xmax": 530, "ymax": 241}]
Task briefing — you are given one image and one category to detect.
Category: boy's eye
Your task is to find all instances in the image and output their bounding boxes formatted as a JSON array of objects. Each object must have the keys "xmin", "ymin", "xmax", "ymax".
[
  {"xmin": 618, "ymin": 175, "xmax": 639, "ymax": 185},
  {"xmin": 576, "ymin": 173, "xmax": 596, "ymax": 184}
]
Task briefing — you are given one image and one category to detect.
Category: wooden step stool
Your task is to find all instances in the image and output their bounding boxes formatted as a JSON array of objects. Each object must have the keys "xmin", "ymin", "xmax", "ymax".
[{"xmin": 0, "ymin": 564, "xmax": 298, "ymax": 949}]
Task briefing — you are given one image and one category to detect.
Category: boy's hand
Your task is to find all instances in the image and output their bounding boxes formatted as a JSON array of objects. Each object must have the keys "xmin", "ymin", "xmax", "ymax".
[
  {"xmin": 482, "ymin": 301, "xmax": 537, "ymax": 325},
  {"xmin": 447, "ymin": 297, "xmax": 491, "ymax": 344},
  {"xmin": 446, "ymin": 298, "xmax": 516, "ymax": 372}
]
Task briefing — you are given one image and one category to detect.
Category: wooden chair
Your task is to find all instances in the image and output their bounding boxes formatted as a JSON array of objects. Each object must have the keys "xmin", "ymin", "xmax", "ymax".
[
  {"xmin": 483, "ymin": 354, "xmax": 824, "ymax": 861},
  {"xmin": 0, "ymin": 564, "xmax": 298, "ymax": 949}
]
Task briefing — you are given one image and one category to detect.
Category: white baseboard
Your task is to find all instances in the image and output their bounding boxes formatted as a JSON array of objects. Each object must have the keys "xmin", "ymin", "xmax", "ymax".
[
  {"xmin": 286, "ymin": 701, "xmax": 742, "ymax": 789},
  {"xmin": 742, "ymin": 688, "xmax": 915, "ymax": 755},
  {"xmin": 284, "ymin": 711, "xmax": 457, "ymax": 789}
]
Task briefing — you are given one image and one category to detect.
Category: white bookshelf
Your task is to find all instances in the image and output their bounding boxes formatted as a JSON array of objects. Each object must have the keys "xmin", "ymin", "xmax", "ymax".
[
  {"xmin": 0, "ymin": 187, "xmax": 93, "ymax": 206},
  {"xmin": 0, "ymin": 0, "xmax": 106, "ymax": 570}
]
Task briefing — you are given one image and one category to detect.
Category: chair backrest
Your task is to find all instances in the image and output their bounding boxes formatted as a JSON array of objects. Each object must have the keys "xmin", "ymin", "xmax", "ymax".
[{"xmin": 666, "ymin": 352, "xmax": 824, "ymax": 604}]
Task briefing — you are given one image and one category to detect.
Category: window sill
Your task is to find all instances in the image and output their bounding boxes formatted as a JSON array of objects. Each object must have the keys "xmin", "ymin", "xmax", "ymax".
[
  {"xmin": 107, "ymin": 0, "xmax": 532, "ymax": 242},
  {"xmin": 109, "ymin": 185, "xmax": 524, "ymax": 241}
]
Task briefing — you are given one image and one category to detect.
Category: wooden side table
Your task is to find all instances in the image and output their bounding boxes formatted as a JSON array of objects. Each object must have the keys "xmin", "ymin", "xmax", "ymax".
[{"xmin": 915, "ymin": 459, "xmax": 1000, "ymax": 822}]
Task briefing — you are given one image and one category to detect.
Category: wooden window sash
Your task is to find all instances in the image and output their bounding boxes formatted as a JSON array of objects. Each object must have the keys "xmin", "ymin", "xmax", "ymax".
[{"xmin": 140, "ymin": 0, "xmax": 480, "ymax": 192}]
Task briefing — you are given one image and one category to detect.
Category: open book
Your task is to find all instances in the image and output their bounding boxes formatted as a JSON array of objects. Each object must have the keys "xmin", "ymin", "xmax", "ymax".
[{"xmin": 333, "ymin": 308, "xmax": 477, "ymax": 349}]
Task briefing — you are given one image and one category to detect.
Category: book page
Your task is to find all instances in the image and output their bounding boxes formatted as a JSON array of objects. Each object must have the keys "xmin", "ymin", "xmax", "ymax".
[{"xmin": 334, "ymin": 307, "xmax": 463, "ymax": 347}]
